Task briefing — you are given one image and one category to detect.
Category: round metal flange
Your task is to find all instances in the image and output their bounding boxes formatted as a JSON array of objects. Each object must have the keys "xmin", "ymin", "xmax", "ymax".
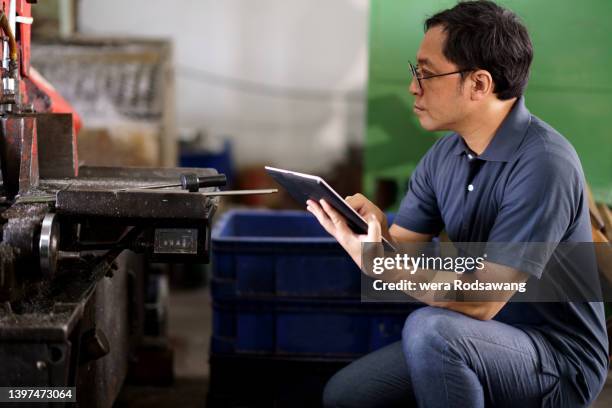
[{"xmin": 39, "ymin": 213, "xmax": 60, "ymax": 278}]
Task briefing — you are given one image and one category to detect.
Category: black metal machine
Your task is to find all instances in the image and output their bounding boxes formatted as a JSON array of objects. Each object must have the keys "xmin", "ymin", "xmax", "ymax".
[
  {"xmin": 0, "ymin": 1, "xmax": 256, "ymax": 406},
  {"xmin": 0, "ymin": 115, "xmax": 226, "ymax": 406}
]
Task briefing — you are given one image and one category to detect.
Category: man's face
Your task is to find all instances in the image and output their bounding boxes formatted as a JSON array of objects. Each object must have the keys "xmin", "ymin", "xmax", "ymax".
[{"xmin": 410, "ymin": 26, "xmax": 472, "ymax": 132}]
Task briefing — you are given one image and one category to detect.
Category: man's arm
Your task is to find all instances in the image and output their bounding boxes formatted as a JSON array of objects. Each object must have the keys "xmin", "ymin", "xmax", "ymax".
[
  {"xmin": 389, "ymin": 223, "xmax": 434, "ymax": 244},
  {"xmin": 307, "ymin": 199, "xmax": 525, "ymax": 321},
  {"xmin": 388, "ymin": 224, "xmax": 523, "ymax": 320},
  {"xmin": 378, "ymin": 253, "xmax": 528, "ymax": 320}
]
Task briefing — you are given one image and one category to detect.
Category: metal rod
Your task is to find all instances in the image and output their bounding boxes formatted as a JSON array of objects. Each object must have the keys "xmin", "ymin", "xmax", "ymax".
[
  {"xmin": 15, "ymin": 195, "xmax": 56, "ymax": 204},
  {"xmin": 115, "ymin": 188, "xmax": 278, "ymax": 196},
  {"xmin": 114, "ymin": 183, "xmax": 180, "ymax": 192},
  {"xmin": 196, "ymin": 189, "xmax": 277, "ymax": 196},
  {"xmin": 113, "ymin": 173, "xmax": 227, "ymax": 192}
]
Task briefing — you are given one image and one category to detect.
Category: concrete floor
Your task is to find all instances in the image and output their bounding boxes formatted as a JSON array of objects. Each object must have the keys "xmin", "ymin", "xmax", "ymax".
[{"xmin": 116, "ymin": 287, "xmax": 612, "ymax": 407}]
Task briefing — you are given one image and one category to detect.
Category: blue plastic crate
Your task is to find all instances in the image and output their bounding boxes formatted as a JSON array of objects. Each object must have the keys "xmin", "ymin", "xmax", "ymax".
[
  {"xmin": 211, "ymin": 298, "xmax": 421, "ymax": 357},
  {"xmin": 212, "ymin": 210, "xmax": 362, "ymax": 298}
]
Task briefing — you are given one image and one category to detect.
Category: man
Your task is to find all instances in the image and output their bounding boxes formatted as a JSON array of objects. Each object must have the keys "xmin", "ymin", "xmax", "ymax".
[{"xmin": 306, "ymin": 1, "xmax": 609, "ymax": 407}]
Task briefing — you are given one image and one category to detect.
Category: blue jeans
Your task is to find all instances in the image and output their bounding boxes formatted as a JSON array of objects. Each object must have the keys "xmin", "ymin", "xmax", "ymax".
[{"xmin": 323, "ymin": 307, "xmax": 598, "ymax": 407}]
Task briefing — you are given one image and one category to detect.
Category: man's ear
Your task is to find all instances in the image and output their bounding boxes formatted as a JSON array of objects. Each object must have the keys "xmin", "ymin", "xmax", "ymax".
[{"xmin": 470, "ymin": 70, "xmax": 494, "ymax": 100}]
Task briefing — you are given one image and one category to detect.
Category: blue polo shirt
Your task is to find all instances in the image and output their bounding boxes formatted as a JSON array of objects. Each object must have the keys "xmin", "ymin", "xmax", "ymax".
[{"xmin": 394, "ymin": 97, "xmax": 608, "ymax": 399}]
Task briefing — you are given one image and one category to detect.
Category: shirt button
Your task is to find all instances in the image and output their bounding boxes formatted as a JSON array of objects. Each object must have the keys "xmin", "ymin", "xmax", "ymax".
[
  {"xmin": 467, "ymin": 154, "xmax": 473, "ymax": 160},
  {"xmin": 467, "ymin": 184, "xmax": 474, "ymax": 192}
]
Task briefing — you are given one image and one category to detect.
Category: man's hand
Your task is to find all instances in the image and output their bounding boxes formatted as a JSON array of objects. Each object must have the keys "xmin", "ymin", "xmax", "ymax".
[
  {"xmin": 306, "ymin": 199, "xmax": 382, "ymax": 269},
  {"xmin": 345, "ymin": 194, "xmax": 391, "ymax": 241}
]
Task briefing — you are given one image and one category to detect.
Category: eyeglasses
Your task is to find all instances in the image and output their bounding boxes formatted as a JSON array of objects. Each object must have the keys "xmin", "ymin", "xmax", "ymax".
[{"xmin": 409, "ymin": 62, "xmax": 473, "ymax": 92}]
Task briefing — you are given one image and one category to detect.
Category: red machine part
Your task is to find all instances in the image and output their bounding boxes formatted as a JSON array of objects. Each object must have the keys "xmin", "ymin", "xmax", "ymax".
[
  {"xmin": 0, "ymin": 0, "xmax": 82, "ymax": 134},
  {"xmin": 27, "ymin": 67, "xmax": 83, "ymax": 134}
]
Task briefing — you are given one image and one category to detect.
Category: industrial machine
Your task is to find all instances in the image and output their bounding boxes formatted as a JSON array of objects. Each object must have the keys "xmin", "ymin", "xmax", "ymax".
[{"xmin": 0, "ymin": 1, "xmax": 231, "ymax": 406}]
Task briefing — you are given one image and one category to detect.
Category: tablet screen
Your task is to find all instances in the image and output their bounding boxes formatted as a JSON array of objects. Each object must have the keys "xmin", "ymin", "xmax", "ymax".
[{"xmin": 265, "ymin": 166, "xmax": 396, "ymax": 251}]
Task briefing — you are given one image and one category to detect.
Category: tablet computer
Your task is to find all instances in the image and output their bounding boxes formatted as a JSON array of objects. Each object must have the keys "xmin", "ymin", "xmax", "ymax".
[{"xmin": 265, "ymin": 166, "xmax": 396, "ymax": 252}]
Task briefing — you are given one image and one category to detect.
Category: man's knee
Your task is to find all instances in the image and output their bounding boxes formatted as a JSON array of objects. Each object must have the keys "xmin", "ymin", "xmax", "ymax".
[
  {"xmin": 322, "ymin": 369, "xmax": 353, "ymax": 408},
  {"xmin": 402, "ymin": 307, "xmax": 466, "ymax": 361}
]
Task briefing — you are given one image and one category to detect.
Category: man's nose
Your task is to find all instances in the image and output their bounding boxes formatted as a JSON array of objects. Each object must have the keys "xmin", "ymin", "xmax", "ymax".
[{"xmin": 409, "ymin": 77, "xmax": 421, "ymax": 96}]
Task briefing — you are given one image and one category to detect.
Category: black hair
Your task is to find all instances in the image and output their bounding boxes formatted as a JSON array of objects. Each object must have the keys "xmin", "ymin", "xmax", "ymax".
[{"xmin": 425, "ymin": 0, "xmax": 533, "ymax": 100}]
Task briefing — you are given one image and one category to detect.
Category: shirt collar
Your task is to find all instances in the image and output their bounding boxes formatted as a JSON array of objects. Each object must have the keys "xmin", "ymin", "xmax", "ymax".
[{"xmin": 452, "ymin": 96, "xmax": 531, "ymax": 162}]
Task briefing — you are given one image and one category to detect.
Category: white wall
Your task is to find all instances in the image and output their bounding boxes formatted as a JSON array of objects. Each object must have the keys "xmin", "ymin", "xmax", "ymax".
[{"xmin": 78, "ymin": 0, "xmax": 368, "ymax": 172}]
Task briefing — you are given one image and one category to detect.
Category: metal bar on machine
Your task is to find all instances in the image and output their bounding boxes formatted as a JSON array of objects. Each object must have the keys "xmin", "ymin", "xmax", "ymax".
[{"xmin": 194, "ymin": 189, "xmax": 277, "ymax": 196}]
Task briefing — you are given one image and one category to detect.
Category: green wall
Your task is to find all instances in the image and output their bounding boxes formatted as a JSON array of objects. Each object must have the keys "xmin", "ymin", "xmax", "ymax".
[{"xmin": 366, "ymin": 0, "xmax": 612, "ymax": 207}]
